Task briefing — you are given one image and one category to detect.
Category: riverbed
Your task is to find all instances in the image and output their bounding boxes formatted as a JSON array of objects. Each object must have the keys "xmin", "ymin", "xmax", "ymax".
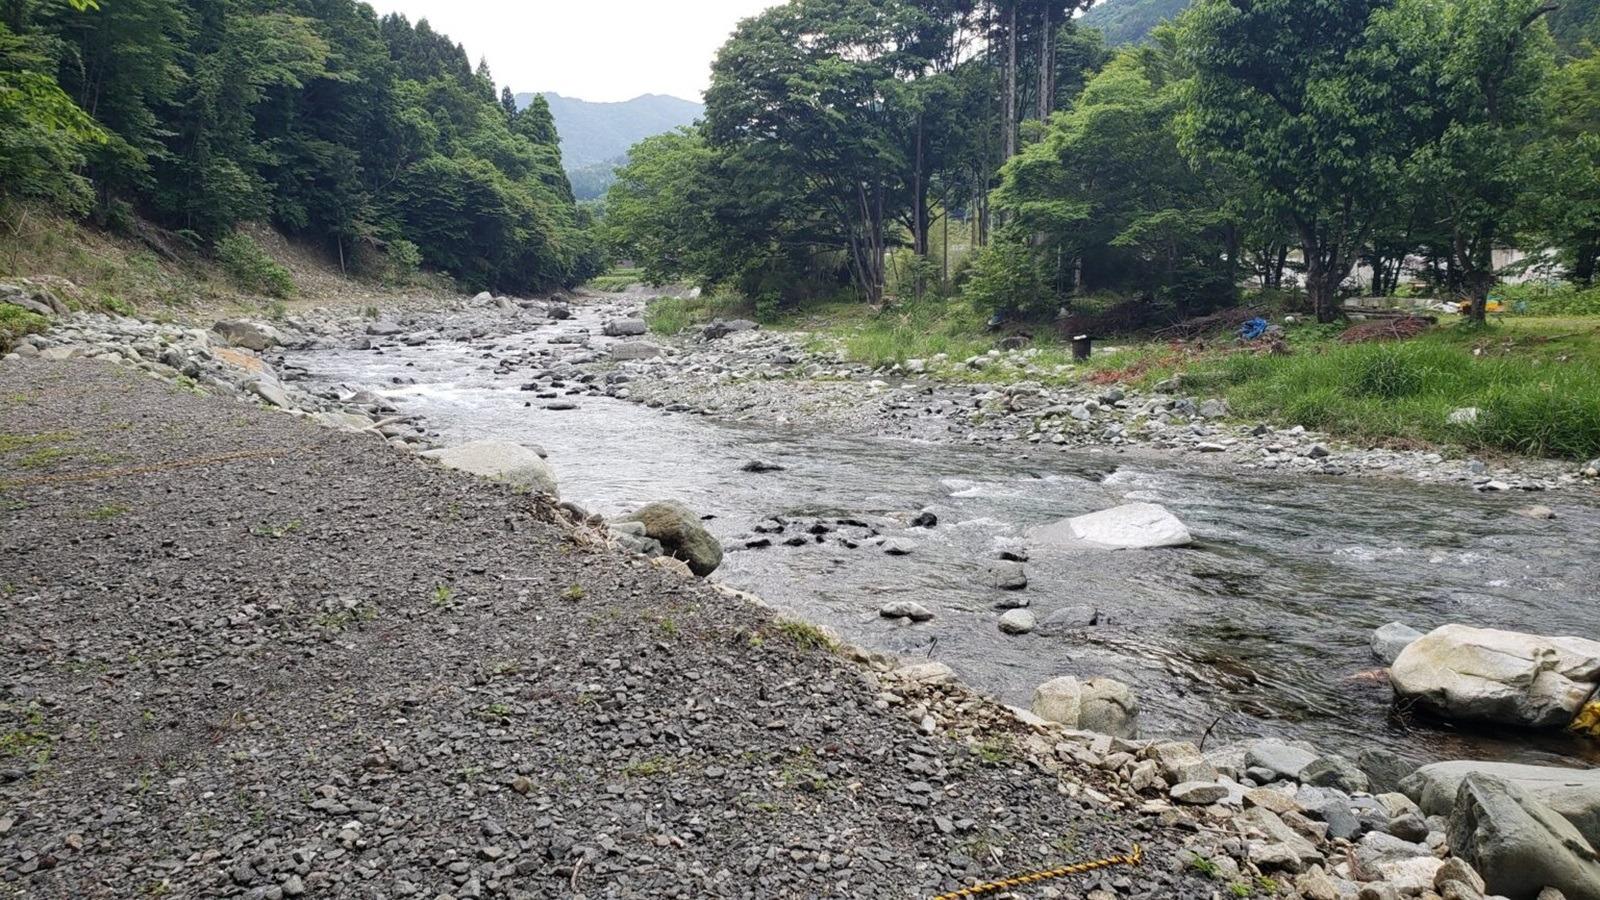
[{"xmin": 291, "ymin": 302, "xmax": 1600, "ymax": 768}]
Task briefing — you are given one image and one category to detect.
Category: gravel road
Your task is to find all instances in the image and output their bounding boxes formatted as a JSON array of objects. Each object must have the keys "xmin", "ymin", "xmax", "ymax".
[{"xmin": 0, "ymin": 359, "xmax": 1214, "ymax": 899}]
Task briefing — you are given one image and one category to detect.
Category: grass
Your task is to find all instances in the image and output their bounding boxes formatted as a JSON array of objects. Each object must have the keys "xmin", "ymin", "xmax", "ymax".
[
  {"xmin": 1172, "ymin": 318, "xmax": 1600, "ymax": 460},
  {"xmin": 774, "ymin": 619, "xmax": 838, "ymax": 652},
  {"xmin": 643, "ymin": 292, "xmax": 757, "ymax": 335},
  {"xmin": 783, "ymin": 292, "xmax": 1600, "ymax": 461},
  {"xmin": 586, "ymin": 267, "xmax": 646, "ymax": 293},
  {"xmin": 0, "ymin": 304, "xmax": 49, "ymax": 352}
]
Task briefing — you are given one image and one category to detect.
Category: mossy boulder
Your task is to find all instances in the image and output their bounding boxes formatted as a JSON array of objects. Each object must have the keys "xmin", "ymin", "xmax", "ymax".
[{"xmin": 616, "ymin": 500, "xmax": 722, "ymax": 576}]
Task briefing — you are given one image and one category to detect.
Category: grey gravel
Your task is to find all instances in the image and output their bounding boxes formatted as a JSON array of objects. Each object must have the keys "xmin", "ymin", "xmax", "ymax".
[{"xmin": 0, "ymin": 358, "xmax": 1215, "ymax": 899}]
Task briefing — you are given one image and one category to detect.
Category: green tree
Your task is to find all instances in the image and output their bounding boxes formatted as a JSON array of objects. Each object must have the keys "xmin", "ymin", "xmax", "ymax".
[
  {"xmin": 1532, "ymin": 48, "xmax": 1600, "ymax": 284},
  {"xmin": 1179, "ymin": 0, "xmax": 1422, "ymax": 322},
  {"xmin": 1371, "ymin": 0, "xmax": 1557, "ymax": 322},
  {"xmin": 991, "ymin": 30, "xmax": 1234, "ymax": 315},
  {"xmin": 0, "ymin": 20, "xmax": 104, "ymax": 227}
]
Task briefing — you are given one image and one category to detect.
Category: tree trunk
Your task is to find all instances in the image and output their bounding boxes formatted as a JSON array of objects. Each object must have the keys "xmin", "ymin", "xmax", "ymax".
[
  {"xmin": 1303, "ymin": 250, "xmax": 1344, "ymax": 323},
  {"xmin": 1004, "ymin": 3, "xmax": 1017, "ymax": 162},
  {"xmin": 1575, "ymin": 244, "xmax": 1598, "ymax": 286},
  {"xmin": 1037, "ymin": 3, "xmax": 1052, "ymax": 122}
]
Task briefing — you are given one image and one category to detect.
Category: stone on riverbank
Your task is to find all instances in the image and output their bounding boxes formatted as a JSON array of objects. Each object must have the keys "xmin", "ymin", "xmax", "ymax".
[
  {"xmin": 212, "ymin": 319, "xmax": 281, "ymax": 351},
  {"xmin": 1389, "ymin": 624, "xmax": 1600, "ymax": 730},
  {"xmin": 1403, "ymin": 761, "xmax": 1600, "ymax": 843},
  {"xmin": 703, "ymin": 319, "xmax": 758, "ymax": 340},
  {"xmin": 1029, "ymin": 676, "xmax": 1139, "ymax": 738},
  {"xmin": 602, "ymin": 317, "xmax": 647, "ymax": 336},
  {"xmin": 419, "ymin": 440, "xmax": 558, "ymax": 497},
  {"xmin": 616, "ymin": 500, "xmax": 723, "ymax": 576},
  {"xmin": 610, "ymin": 341, "xmax": 662, "ymax": 360},
  {"xmin": 1448, "ymin": 773, "xmax": 1600, "ymax": 900},
  {"xmin": 1031, "ymin": 502, "xmax": 1193, "ymax": 550}
]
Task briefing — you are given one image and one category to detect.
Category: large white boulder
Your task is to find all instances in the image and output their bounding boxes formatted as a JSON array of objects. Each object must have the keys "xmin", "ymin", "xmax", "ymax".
[
  {"xmin": 420, "ymin": 440, "xmax": 558, "ymax": 497},
  {"xmin": 1389, "ymin": 624, "xmax": 1600, "ymax": 730},
  {"xmin": 1030, "ymin": 502, "xmax": 1193, "ymax": 550}
]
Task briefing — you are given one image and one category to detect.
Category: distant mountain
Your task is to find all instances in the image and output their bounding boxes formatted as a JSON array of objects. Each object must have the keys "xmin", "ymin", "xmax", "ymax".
[
  {"xmin": 1078, "ymin": 0, "xmax": 1191, "ymax": 47},
  {"xmin": 515, "ymin": 92, "xmax": 703, "ymax": 171}
]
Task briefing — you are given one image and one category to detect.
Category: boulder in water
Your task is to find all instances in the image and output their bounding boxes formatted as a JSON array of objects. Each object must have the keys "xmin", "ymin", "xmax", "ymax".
[
  {"xmin": 1389, "ymin": 624, "xmax": 1600, "ymax": 730},
  {"xmin": 1372, "ymin": 621, "xmax": 1424, "ymax": 665},
  {"xmin": 1030, "ymin": 502, "xmax": 1193, "ymax": 550},
  {"xmin": 1448, "ymin": 773, "xmax": 1600, "ymax": 900},
  {"xmin": 420, "ymin": 440, "xmax": 558, "ymax": 497},
  {"xmin": 616, "ymin": 500, "xmax": 722, "ymax": 576},
  {"xmin": 879, "ymin": 600, "xmax": 933, "ymax": 622}
]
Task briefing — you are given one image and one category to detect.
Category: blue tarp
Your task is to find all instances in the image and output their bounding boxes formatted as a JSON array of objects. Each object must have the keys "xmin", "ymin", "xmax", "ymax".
[{"xmin": 1239, "ymin": 317, "xmax": 1270, "ymax": 340}]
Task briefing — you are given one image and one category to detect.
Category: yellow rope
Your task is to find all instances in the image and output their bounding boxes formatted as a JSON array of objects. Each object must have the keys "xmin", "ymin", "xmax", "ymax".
[{"xmin": 932, "ymin": 844, "xmax": 1143, "ymax": 900}]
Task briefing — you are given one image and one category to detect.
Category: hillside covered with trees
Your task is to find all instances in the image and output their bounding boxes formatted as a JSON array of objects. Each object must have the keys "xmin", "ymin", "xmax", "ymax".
[
  {"xmin": 604, "ymin": 0, "xmax": 1600, "ymax": 326},
  {"xmin": 1, "ymin": 0, "xmax": 600, "ymax": 294},
  {"xmin": 1077, "ymin": 0, "xmax": 1189, "ymax": 46}
]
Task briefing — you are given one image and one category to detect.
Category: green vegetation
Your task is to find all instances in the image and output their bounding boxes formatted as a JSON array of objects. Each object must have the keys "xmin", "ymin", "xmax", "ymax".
[
  {"xmin": 0, "ymin": 0, "xmax": 601, "ymax": 296},
  {"xmin": 0, "ymin": 304, "xmax": 48, "ymax": 352},
  {"xmin": 1500, "ymin": 283, "xmax": 1600, "ymax": 317},
  {"xmin": 587, "ymin": 267, "xmax": 644, "ymax": 293},
  {"xmin": 774, "ymin": 620, "xmax": 837, "ymax": 653},
  {"xmin": 249, "ymin": 519, "xmax": 302, "ymax": 539},
  {"xmin": 1185, "ymin": 852, "xmax": 1222, "ymax": 879},
  {"xmin": 215, "ymin": 233, "xmax": 294, "ymax": 298},
  {"xmin": 604, "ymin": 0, "xmax": 1592, "ymax": 332},
  {"xmin": 1106, "ymin": 318, "xmax": 1600, "ymax": 460},
  {"xmin": 642, "ymin": 293, "xmax": 753, "ymax": 336}
]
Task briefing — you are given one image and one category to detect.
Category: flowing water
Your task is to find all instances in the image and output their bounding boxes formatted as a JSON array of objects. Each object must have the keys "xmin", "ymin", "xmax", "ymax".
[{"xmin": 291, "ymin": 308, "xmax": 1600, "ymax": 768}]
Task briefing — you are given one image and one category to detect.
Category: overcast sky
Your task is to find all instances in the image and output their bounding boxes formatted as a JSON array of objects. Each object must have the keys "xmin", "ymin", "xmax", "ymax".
[{"xmin": 367, "ymin": 0, "xmax": 782, "ymax": 102}]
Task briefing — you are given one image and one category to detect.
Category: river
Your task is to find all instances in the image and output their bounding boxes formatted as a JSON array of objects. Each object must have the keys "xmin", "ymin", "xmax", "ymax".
[{"xmin": 290, "ymin": 303, "xmax": 1600, "ymax": 768}]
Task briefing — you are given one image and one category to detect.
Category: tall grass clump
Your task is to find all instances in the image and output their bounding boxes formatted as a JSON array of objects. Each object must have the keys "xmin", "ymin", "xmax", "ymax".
[
  {"xmin": 840, "ymin": 297, "xmax": 993, "ymax": 366},
  {"xmin": 1214, "ymin": 335, "xmax": 1600, "ymax": 459}
]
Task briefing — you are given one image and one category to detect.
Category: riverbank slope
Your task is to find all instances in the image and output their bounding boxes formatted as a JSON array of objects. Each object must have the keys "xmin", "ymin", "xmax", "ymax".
[{"xmin": 0, "ymin": 358, "xmax": 1209, "ymax": 898}]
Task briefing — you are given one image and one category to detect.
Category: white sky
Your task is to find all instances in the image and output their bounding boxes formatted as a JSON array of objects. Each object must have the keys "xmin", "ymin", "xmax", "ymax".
[{"xmin": 366, "ymin": 0, "xmax": 783, "ymax": 102}]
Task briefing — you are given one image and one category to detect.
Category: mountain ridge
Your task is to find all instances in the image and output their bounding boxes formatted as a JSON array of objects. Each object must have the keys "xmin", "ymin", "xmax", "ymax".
[{"xmin": 515, "ymin": 91, "xmax": 704, "ymax": 173}]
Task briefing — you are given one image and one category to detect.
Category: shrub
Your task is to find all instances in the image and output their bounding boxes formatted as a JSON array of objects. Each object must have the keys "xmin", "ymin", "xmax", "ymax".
[
  {"xmin": 215, "ymin": 232, "xmax": 294, "ymax": 298},
  {"xmin": 962, "ymin": 241, "xmax": 1054, "ymax": 318}
]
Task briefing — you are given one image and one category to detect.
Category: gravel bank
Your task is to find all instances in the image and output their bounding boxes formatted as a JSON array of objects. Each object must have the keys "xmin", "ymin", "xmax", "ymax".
[{"xmin": 0, "ymin": 359, "xmax": 1214, "ymax": 899}]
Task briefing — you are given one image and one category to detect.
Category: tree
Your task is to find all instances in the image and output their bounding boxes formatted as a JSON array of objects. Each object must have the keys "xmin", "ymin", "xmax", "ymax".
[
  {"xmin": 0, "ymin": 20, "xmax": 105, "ymax": 228},
  {"xmin": 1532, "ymin": 47, "xmax": 1600, "ymax": 283},
  {"xmin": 1371, "ymin": 0, "xmax": 1557, "ymax": 322},
  {"xmin": 1179, "ymin": 0, "xmax": 1424, "ymax": 322},
  {"xmin": 991, "ymin": 30, "xmax": 1235, "ymax": 315}
]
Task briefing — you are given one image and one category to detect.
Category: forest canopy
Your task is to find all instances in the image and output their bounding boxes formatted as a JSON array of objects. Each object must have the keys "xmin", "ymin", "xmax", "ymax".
[
  {"xmin": 604, "ymin": 0, "xmax": 1600, "ymax": 325},
  {"xmin": 0, "ymin": 0, "xmax": 601, "ymax": 293}
]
